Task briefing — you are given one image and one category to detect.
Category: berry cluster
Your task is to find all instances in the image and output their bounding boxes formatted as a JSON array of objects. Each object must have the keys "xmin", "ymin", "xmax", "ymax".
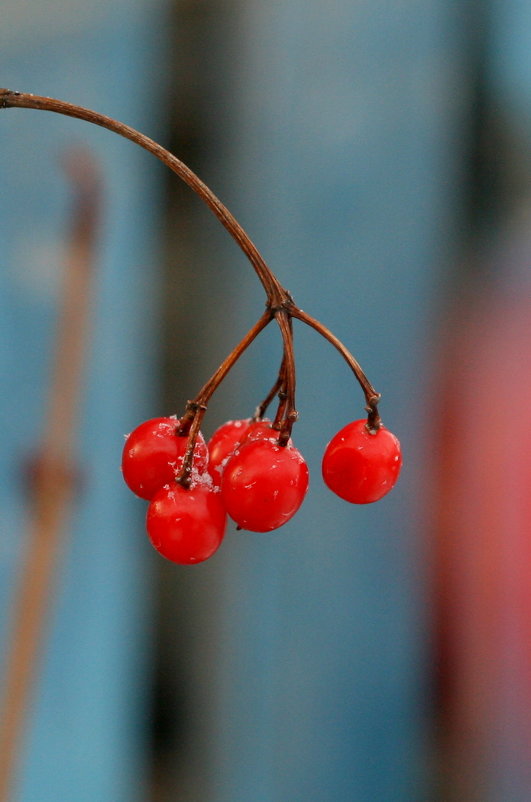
[
  {"xmin": 121, "ymin": 412, "xmax": 401, "ymax": 564},
  {"xmin": 0, "ymin": 91, "xmax": 403, "ymax": 566}
]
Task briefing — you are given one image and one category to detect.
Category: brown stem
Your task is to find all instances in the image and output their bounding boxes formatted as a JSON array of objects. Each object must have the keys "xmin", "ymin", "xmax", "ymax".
[
  {"xmin": 287, "ymin": 303, "xmax": 381, "ymax": 430},
  {"xmin": 176, "ymin": 310, "xmax": 273, "ymax": 485},
  {"xmin": 176, "ymin": 406, "xmax": 207, "ymax": 488},
  {"xmin": 273, "ymin": 311, "xmax": 298, "ymax": 444},
  {"xmin": 254, "ymin": 352, "xmax": 287, "ymax": 421},
  {"xmin": 0, "ymin": 89, "xmax": 287, "ymax": 306},
  {"xmin": 272, "ymin": 382, "xmax": 289, "ymax": 433},
  {"xmin": 195, "ymin": 309, "xmax": 273, "ymax": 408},
  {"xmin": 270, "ymin": 323, "xmax": 292, "ymax": 432}
]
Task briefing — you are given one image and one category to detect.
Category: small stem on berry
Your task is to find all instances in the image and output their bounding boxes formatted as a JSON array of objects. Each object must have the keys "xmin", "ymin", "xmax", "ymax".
[
  {"xmin": 176, "ymin": 310, "xmax": 273, "ymax": 485},
  {"xmin": 271, "ymin": 332, "xmax": 291, "ymax": 432},
  {"xmin": 287, "ymin": 303, "xmax": 381, "ymax": 429},
  {"xmin": 274, "ymin": 311, "xmax": 298, "ymax": 445},
  {"xmin": 254, "ymin": 350, "xmax": 288, "ymax": 421},
  {"xmin": 175, "ymin": 406, "xmax": 207, "ymax": 488},
  {"xmin": 178, "ymin": 401, "xmax": 207, "ymax": 437},
  {"xmin": 272, "ymin": 389, "xmax": 289, "ymax": 432},
  {"xmin": 253, "ymin": 334, "xmax": 291, "ymax": 428},
  {"xmin": 365, "ymin": 396, "xmax": 382, "ymax": 433}
]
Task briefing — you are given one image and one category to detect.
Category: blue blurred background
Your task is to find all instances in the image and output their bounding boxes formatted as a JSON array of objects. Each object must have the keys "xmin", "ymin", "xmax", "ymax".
[{"xmin": 1, "ymin": 1, "xmax": 530, "ymax": 801}]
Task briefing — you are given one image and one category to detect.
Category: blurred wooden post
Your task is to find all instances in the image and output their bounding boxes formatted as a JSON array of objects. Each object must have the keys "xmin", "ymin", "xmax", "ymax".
[{"xmin": 0, "ymin": 150, "xmax": 101, "ymax": 802}]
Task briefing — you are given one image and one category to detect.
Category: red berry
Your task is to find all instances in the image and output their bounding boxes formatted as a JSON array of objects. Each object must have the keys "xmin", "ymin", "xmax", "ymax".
[
  {"xmin": 146, "ymin": 480, "xmax": 227, "ymax": 564},
  {"xmin": 221, "ymin": 438, "xmax": 309, "ymax": 532},
  {"xmin": 322, "ymin": 419, "xmax": 402, "ymax": 504},
  {"xmin": 207, "ymin": 418, "xmax": 275, "ymax": 480},
  {"xmin": 242, "ymin": 420, "xmax": 279, "ymax": 443},
  {"xmin": 121, "ymin": 417, "xmax": 208, "ymax": 500},
  {"xmin": 207, "ymin": 419, "xmax": 252, "ymax": 479}
]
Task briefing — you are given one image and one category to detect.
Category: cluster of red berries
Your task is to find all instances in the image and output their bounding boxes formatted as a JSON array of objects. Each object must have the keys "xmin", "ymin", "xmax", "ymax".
[
  {"xmin": 121, "ymin": 414, "xmax": 402, "ymax": 565},
  {"xmin": 0, "ymin": 90, "xmax": 404, "ymax": 567}
]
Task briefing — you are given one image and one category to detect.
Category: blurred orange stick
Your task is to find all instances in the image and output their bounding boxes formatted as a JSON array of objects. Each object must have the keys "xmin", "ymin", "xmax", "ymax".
[{"xmin": 0, "ymin": 150, "xmax": 101, "ymax": 801}]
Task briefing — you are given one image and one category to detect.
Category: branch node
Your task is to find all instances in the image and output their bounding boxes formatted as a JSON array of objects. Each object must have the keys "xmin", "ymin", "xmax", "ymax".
[{"xmin": 186, "ymin": 400, "xmax": 208, "ymax": 413}]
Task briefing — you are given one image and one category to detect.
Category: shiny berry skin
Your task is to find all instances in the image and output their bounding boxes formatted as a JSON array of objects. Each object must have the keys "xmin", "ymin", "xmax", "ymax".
[
  {"xmin": 322, "ymin": 419, "xmax": 402, "ymax": 504},
  {"xmin": 121, "ymin": 417, "xmax": 208, "ymax": 500},
  {"xmin": 221, "ymin": 438, "xmax": 309, "ymax": 532},
  {"xmin": 207, "ymin": 418, "xmax": 274, "ymax": 480},
  {"xmin": 146, "ymin": 481, "xmax": 227, "ymax": 564},
  {"xmin": 207, "ymin": 419, "xmax": 251, "ymax": 479}
]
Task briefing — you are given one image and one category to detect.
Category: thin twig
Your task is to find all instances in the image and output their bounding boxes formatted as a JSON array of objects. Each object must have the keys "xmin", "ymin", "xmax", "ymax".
[
  {"xmin": 254, "ymin": 351, "xmax": 287, "ymax": 421},
  {"xmin": 176, "ymin": 310, "xmax": 273, "ymax": 485},
  {"xmin": 287, "ymin": 304, "xmax": 381, "ymax": 429},
  {"xmin": 273, "ymin": 311, "xmax": 298, "ymax": 444}
]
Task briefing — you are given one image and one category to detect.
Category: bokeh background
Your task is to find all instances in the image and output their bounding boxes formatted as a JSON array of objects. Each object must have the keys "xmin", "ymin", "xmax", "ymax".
[{"xmin": 1, "ymin": 1, "xmax": 530, "ymax": 800}]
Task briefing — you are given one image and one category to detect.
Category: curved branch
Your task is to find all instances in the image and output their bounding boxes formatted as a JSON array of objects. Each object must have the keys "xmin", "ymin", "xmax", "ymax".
[
  {"xmin": 0, "ymin": 89, "xmax": 287, "ymax": 305},
  {"xmin": 0, "ymin": 89, "xmax": 384, "ymax": 431}
]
